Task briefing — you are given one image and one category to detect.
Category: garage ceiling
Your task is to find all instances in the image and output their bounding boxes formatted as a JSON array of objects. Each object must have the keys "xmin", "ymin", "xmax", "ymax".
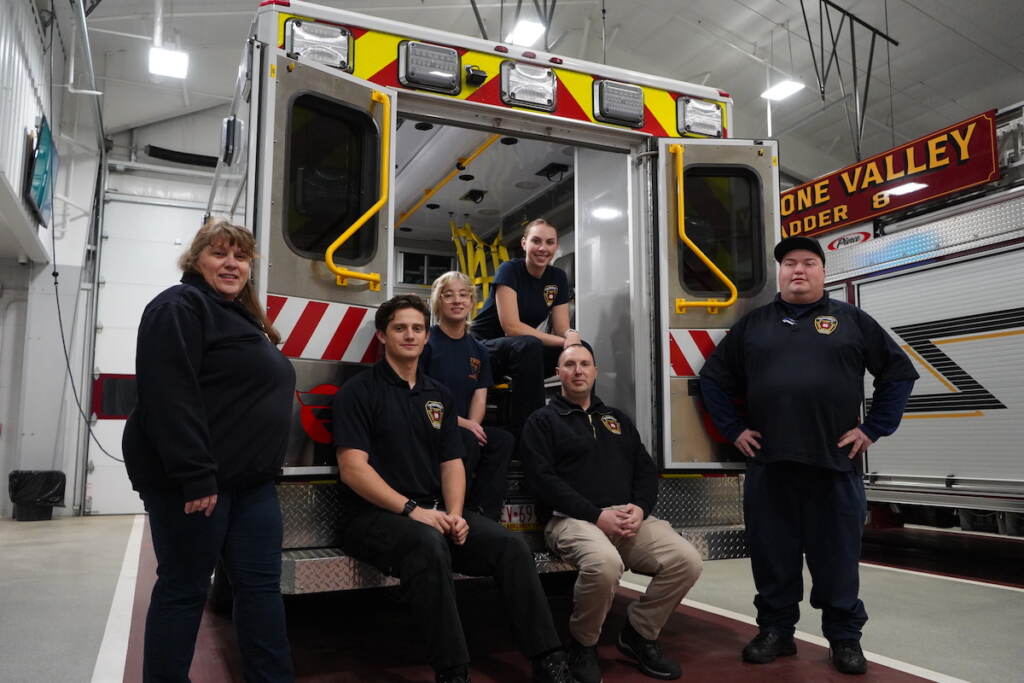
[{"xmin": 75, "ymin": 0, "xmax": 1024, "ymax": 182}]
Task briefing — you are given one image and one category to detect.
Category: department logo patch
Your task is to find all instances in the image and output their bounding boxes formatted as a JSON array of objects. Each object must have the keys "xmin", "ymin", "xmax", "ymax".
[
  {"xmin": 425, "ymin": 400, "xmax": 444, "ymax": 429},
  {"xmin": 468, "ymin": 356, "xmax": 481, "ymax": 380},
  {"xmin": 543, "ymin": 284, "xmax": 558, "ymax": 306},
  {"xmin": 600, "ymin": 414, "xmax": 622, "ymax": 435},
  {"xmin": 814, "ymin": 316, "xmax": 839, "ymax": 335}
]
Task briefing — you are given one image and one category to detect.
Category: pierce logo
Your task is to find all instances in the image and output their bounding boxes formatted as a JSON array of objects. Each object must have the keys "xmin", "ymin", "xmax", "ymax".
[{"xmin": 827, "ymin": 231, "xmax": 870, "ymax": 250}]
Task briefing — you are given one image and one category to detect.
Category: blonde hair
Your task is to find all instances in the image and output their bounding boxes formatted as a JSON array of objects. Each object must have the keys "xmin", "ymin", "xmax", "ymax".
[
  {"xmin": 429, "ymin": 271, "xmax": 475, "ymax": 330},
  {"xmin": 180, "ymin": 218, "xmax": 281, "ymax": 345},
  {"xmin": 523, "ymin": 218, "xmax": 557, "ymax": 240}
]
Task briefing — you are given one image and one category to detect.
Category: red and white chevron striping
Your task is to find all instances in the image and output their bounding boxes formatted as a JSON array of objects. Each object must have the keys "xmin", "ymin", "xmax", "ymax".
[
  {"xmin": 267, "ymin": 294, "xmax": 380, "ymax": 362},
  {"xmin": 668, "ymin": 329, "xmax": 727, "ymax": 377}
]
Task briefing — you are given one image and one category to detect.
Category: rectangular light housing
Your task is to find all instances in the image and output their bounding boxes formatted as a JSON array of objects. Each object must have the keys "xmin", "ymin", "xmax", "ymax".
[
  {"xmin": 760, "ymin": 80, "xmax": 805, "ymax": 101},
  {"xmin": 885, "ymin": 182, "xmax": 928, "ymax": 196},
  {"xmin": 284, "ymin": 19, "xmax": 352, "ymax": 71},
  {"xmin": 500, "ymin": 62, "xmax": 556, "ymax": 111},
  {"xmin": 678, "ymin": 97, "xmax": 722, "ymax": 137},
  {"xmin": 398, "ymin": 41, "xmax": 461, "ymax": 94},
  {"xmin": 148, "ymin": 46, "xmax": 189, "ymax": 79},
  {"xmin": 593, "ymin": 80, "xmax": 644, "ymax": 128}
]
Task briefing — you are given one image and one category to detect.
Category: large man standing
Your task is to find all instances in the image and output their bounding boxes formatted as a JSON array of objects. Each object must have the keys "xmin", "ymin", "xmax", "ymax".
[
  {"xmin": 522, "ymin": 343, "xmax": 703, "ymax": 683},
  {"xmin": 699, "ymin": 236, "xmax": 918, "ymax": 675},
  {"xmin": 331, "ymin": 295, "xmax": 573, "ymax": 683}
]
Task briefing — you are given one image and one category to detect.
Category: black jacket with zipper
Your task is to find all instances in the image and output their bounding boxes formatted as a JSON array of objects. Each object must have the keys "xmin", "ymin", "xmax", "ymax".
[
  {"xmin": 122, "ymin": 271, "xmax": 295, "ymax": 500},
  {"xmin": 521, "ymin": 393, "xmax": 659, "ymax": 524}
]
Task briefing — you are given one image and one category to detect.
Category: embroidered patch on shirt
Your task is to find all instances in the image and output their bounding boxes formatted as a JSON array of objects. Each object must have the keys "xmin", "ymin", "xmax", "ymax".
[
  {"xmin": 600, "ymin": 414, "xmax": 622, "ymax": 435},
  {"xmin": 543, "ymin": 284, "xmax": 558, "ymax": 306},
  {"xmin": 814, "ymin": 316, "xmax": 839, "ymax": 335},
  {"xmin": 425, "ymin": 400, "xmax": 444, "ymax": 429},
  {"xmin": 468, "ymin": 356, "xmax": 481, "ymax": 380}
]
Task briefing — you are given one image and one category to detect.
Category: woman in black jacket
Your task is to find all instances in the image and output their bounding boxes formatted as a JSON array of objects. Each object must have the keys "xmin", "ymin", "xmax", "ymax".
[{"xmin": 123, "ymin": 219, "xmax": 294, "ymax": 682}]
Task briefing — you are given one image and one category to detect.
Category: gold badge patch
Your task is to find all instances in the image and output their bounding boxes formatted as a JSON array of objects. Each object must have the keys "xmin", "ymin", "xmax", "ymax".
[
  {"xmin": 468, "ymin": 356, "xmax": 481, "ymax": 380},
  {"xmin": 600, "ymin": 414, "xmax": 622, "ymax": 435},
  {"xmin": 543, "ymin": 284, "xmax": 558, "ymax": 306},
  {"xmin": 425, "ymin": 400, "xmax": 444, "ymax": 429},
  {"xmin": 814, "ymin": 316, "xmax": 839, "ymax": 335}
]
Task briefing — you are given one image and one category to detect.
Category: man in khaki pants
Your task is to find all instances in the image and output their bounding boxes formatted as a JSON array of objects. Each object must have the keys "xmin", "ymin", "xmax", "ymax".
[{"xmin": 521, "ymin": 343, "xmax": 703, "ymax": 683}]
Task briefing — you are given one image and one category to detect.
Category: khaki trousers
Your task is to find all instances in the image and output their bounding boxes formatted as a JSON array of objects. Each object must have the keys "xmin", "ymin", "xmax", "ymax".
[{"xmin": 545, "ymin": 509, "xmax": 703, "ymax": 646}]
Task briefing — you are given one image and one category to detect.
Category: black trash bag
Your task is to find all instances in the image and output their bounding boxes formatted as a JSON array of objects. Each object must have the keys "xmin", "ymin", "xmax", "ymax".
[{"xmin": 9, "ymin": 470, "xmax": 66, "ymax": 521}]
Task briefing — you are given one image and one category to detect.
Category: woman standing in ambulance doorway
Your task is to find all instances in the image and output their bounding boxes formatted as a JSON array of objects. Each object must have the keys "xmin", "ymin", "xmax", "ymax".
[
  {"xmin": 122, "ymin": 219, "xmax": 294, "ymax": 682},
  {"xmin": 423, "ymin": 271, "xmax": 515, "ymax": 520},
  {"xmin": 471, "ymin": 219, "xmax": 580, "ymax": 436}
]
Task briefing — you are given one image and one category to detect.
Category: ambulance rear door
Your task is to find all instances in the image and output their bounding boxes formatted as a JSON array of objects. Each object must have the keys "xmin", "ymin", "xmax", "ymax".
[
  {"xmin": 655, "ymin": 138, "xmax": 780, "ymax": 470},
  {"xmin": 258, "ymin": 44, "xmax": 397, "ymax": 467}
]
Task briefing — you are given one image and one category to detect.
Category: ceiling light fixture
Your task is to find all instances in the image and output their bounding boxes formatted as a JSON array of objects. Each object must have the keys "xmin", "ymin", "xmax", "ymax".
[
  {"xmin": 505, "ymin": 19, "xmax": 545, "ymax": 47},
  {"xmin": 760, "ymin": 79, "xmax": 804, "ymax": 101},
  {"xmin": 884, "ymin": 182, "xmax": 927, "ymax": 196},
  {"xmin": 148, "ymin": 0, "xmax": 188, "ymax": 79}
]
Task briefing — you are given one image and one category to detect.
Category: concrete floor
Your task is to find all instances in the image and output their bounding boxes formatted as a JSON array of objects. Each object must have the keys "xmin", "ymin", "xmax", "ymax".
[{"xmin": 2, "ymin": 515, "xmax": 1022, "ymax": 683}]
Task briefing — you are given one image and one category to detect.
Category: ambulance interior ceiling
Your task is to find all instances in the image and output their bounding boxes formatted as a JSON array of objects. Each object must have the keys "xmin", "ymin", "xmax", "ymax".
[{"xmin": 394, "ymin": 119, "xmax": 575, "ymax": 244}]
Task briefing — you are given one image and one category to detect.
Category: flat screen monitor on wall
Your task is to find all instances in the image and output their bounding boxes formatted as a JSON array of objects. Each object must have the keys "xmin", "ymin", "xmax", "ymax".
[{"xmin": 23, "ymin": 116, "xmax": 59, "ymax": 229}]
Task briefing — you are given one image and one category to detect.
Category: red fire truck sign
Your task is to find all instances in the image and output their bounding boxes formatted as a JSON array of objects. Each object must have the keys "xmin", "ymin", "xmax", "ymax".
[{"xmin": 780, "ymin": 110, "xmax": 999, "ymax": 238}]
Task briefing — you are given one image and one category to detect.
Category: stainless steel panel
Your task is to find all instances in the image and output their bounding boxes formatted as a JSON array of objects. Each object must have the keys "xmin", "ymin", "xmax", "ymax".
[
  {"xmin": 678, "ymin": 525, "xmax": 748, "ymax": 560},
  {"xmin": 667, "ymin": 377, "xmax": 742, "ymax": 466},
  {"xmin": 654, "ymin": 476, "xmax": 744, "ymax": 527},
  {"xmin": 279, "ymin": 481, "xmax": 345, "ymax": 550},
  {"xmin": 270, "ymin": 55, "xmax": 392, "ymax": 307}
]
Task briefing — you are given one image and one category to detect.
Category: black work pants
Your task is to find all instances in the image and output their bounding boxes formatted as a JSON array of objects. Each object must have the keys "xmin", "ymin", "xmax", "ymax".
[
  {"xmin": 479, "ymin": 335, "xmax": 560, "ymax": 436},
  {"xmin": 338, "ymin": 507, "xmax": 561, "ymax": 672},
  {"xmin": 744, "ymin": 460, "xmax": 869, "ymax": 642},
  {"xmin": 461, "ymin": 426, "xmax": 514, "ymax": 520}
]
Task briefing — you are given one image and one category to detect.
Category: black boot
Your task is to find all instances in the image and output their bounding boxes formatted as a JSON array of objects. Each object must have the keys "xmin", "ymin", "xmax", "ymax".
[
  {"xmin": 532, "ymin": 649, "xmax": 575, "ymax": 683},
  {"xmin": 435, "ymin": 665, "xmax": 471, "ymax": 683},
  {"xmin": 830, "ymin": 639, "xmax": 867, "ymax": 675},
  {"xmin": 567, "ymin": 639, "xmax": 602, "ymax": 683},
  {"xmin": 616, "ymin": 621, "xmax": 681, "ymax": 680},
  {"xmin": 742, "ymin": 630, "xmax": 797, "ymax": 664}
]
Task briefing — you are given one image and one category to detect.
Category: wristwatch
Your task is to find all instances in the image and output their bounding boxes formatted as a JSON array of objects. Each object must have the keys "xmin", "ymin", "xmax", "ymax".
[
  {"xmin": 565, "ymin": 328, "xmax": 578, "ymax": 336},
  {"xmin": 401, "ymin": 499, "xmax": 418, "ymax": 516}
]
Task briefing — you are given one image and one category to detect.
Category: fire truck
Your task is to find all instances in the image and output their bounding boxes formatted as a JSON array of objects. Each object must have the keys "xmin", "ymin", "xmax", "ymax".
[
  {"xmin": 193, "ymin": 0, "xmax": 781, "ymax": 594},
  {"xmin": 782, "ymin": 103, "xmax": 1024, "ymax": 534}
]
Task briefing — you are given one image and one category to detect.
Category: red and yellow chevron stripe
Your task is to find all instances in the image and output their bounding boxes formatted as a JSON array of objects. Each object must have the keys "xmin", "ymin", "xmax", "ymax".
[{"xmin": 275, "ymin": 14, "xmax": 727, "ymax": 138}]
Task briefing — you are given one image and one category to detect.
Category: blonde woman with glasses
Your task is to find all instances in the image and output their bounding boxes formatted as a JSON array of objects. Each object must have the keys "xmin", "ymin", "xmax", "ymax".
[{"xmin": 422, "ymin": 271, "xmax": 514, "ymax": 520}]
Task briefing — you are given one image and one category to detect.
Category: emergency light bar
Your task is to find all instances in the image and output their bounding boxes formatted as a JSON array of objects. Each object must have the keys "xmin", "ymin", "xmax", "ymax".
[
  {"xmin": 678, "ymin": 97, "xmax": 723, "ymax": 137},
  {"xmin": 284, "ymin": 19, "xmax": 352, "ymax": 71},
  {"xmin": 398, "ymin": 41, "xmax": 461, "ymax": 95},
  {"xmin": 593, "ymin": 80, "xmax": 645, "ymax": 128},
  {"xmin": 500, "ymin": 62, "xmax": 557, "ymax": 112}
]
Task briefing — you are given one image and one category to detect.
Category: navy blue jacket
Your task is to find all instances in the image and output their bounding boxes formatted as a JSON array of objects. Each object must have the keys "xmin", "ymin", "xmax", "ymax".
[
  {"xmin": 521, "ymin": 394, "xmax": 659, "ymax": 523},
  {"xmin": 122, "ymin": 272, "xmax": 295, "ymax": 499},
  {"xmin": 699, "ymin": 293, "xmax": 918, "ymax": 471}
]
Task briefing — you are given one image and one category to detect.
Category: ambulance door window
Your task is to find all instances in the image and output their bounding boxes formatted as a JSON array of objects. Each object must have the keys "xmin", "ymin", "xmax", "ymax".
[
  {"xmin": 679, "ymin": 167, "xmax": 764, "ymax": 294},
  {"xmin": 285, "ymin": 93, "xmax": 379, "ymax": 264}
]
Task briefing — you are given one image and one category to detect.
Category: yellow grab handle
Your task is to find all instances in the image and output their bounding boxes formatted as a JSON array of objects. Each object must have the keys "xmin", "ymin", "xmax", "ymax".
[
  {"xmin": 397, "ymin": 133, "xmax": 501, "ymax": 227},
  {"xmin": 670, "ymin": 144, "xmax": 738, "ymax": 314},
  {"xmin": 324, "ymin": 90, "xmax": 391, "ymax": 290}
]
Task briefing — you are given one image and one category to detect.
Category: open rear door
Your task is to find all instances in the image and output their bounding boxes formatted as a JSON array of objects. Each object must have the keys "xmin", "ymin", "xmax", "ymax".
[
  {"xmin": 260, "ymin": 54, "xmax": 397, "ymax": 466},
  {"xmin": 656, "ymin": 138, "xmax": 780, "ymax": 470}
]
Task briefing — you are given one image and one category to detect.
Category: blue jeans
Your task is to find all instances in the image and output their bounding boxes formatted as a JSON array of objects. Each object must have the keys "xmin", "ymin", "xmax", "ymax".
[{"xmin": 141, "ymin": 482, "xmax": 293, "ymax": 682}]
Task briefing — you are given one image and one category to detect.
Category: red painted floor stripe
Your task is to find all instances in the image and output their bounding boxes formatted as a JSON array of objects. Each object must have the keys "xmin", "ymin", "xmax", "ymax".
[
  {"xmin": 280, "ymin": 301, "xmax": 329, "ymax": 358},
  {"xmin": 321, "ymin": 307, "xmax": 367, "ymax": 361}
]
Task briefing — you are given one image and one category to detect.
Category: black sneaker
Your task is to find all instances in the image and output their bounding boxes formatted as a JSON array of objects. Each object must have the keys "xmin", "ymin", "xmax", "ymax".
[
  {"xmin": 567, "ymin": 639, "xmax": 602, "ymax": 683},
  {"xmin": 435, "ymin": 665, "xmax": 471, "ymax": 683},
  {"xmin": 741, "ymin": 630, "xmax": 797, "ymax": 663},
  {"xmin": 616, "ymin": 621, "xmax": 681, "ymax": 680},
  {"xmin": 830, "ymin": 639, "xmax": 868, "ymax": 675},
  {"xmin": 532, "ymin": 649, "xmax": 575, "ymax": 683}
]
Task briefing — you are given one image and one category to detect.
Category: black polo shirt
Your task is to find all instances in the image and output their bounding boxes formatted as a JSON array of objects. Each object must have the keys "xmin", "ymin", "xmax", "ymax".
[
  {"xmin": 332, "ymin": 360, "xmax": 464, "ymax": 503},
  {"xmin": 421, "ymin": 325, "xmax": 493, "ymax": 418},
  {"xmin": 699, "ymin": 294, "xmax": 918, "ymax": 471},
  {"xmin": 471, "ymin": 259, "xmax": 571, "ymax": 339}
]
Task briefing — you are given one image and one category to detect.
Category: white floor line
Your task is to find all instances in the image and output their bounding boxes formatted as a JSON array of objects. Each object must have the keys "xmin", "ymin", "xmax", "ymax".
[
  {"xmin": 860, "ymin": 560, "xmax": 1024, "ymax": 592},
  {"xmin": 619, "ymin": 579, "xmax": 970, "ymax": 683},
  {"xmin": 91, "ymin": 514, "xmax": 146, "ymax": 683}
]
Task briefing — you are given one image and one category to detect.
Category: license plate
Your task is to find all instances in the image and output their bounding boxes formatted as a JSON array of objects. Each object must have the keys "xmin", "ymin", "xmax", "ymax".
[{"xmin": 500, "ymin": 502, "xmax": 541, "ymax": 532}]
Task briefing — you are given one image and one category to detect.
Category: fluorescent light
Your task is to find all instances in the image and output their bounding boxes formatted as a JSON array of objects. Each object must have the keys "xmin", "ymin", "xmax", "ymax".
[
  {"xmin": 760, "ymin": 79, "xmax": 804, "ymax": 101},
  {"xmin": 149, "ymin": 46, "xmax": 189, "ymax": 79},
  {"xmin": 885, "ymin": 182, "xmax": 927, "ymax": 196},
  {"xmin": 505, "ymin": 19, "xmax": 545, "ymax": 47},
  {"xmin": 591, "ymin": 207, "xmax": 622, "ymax": 220}
]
